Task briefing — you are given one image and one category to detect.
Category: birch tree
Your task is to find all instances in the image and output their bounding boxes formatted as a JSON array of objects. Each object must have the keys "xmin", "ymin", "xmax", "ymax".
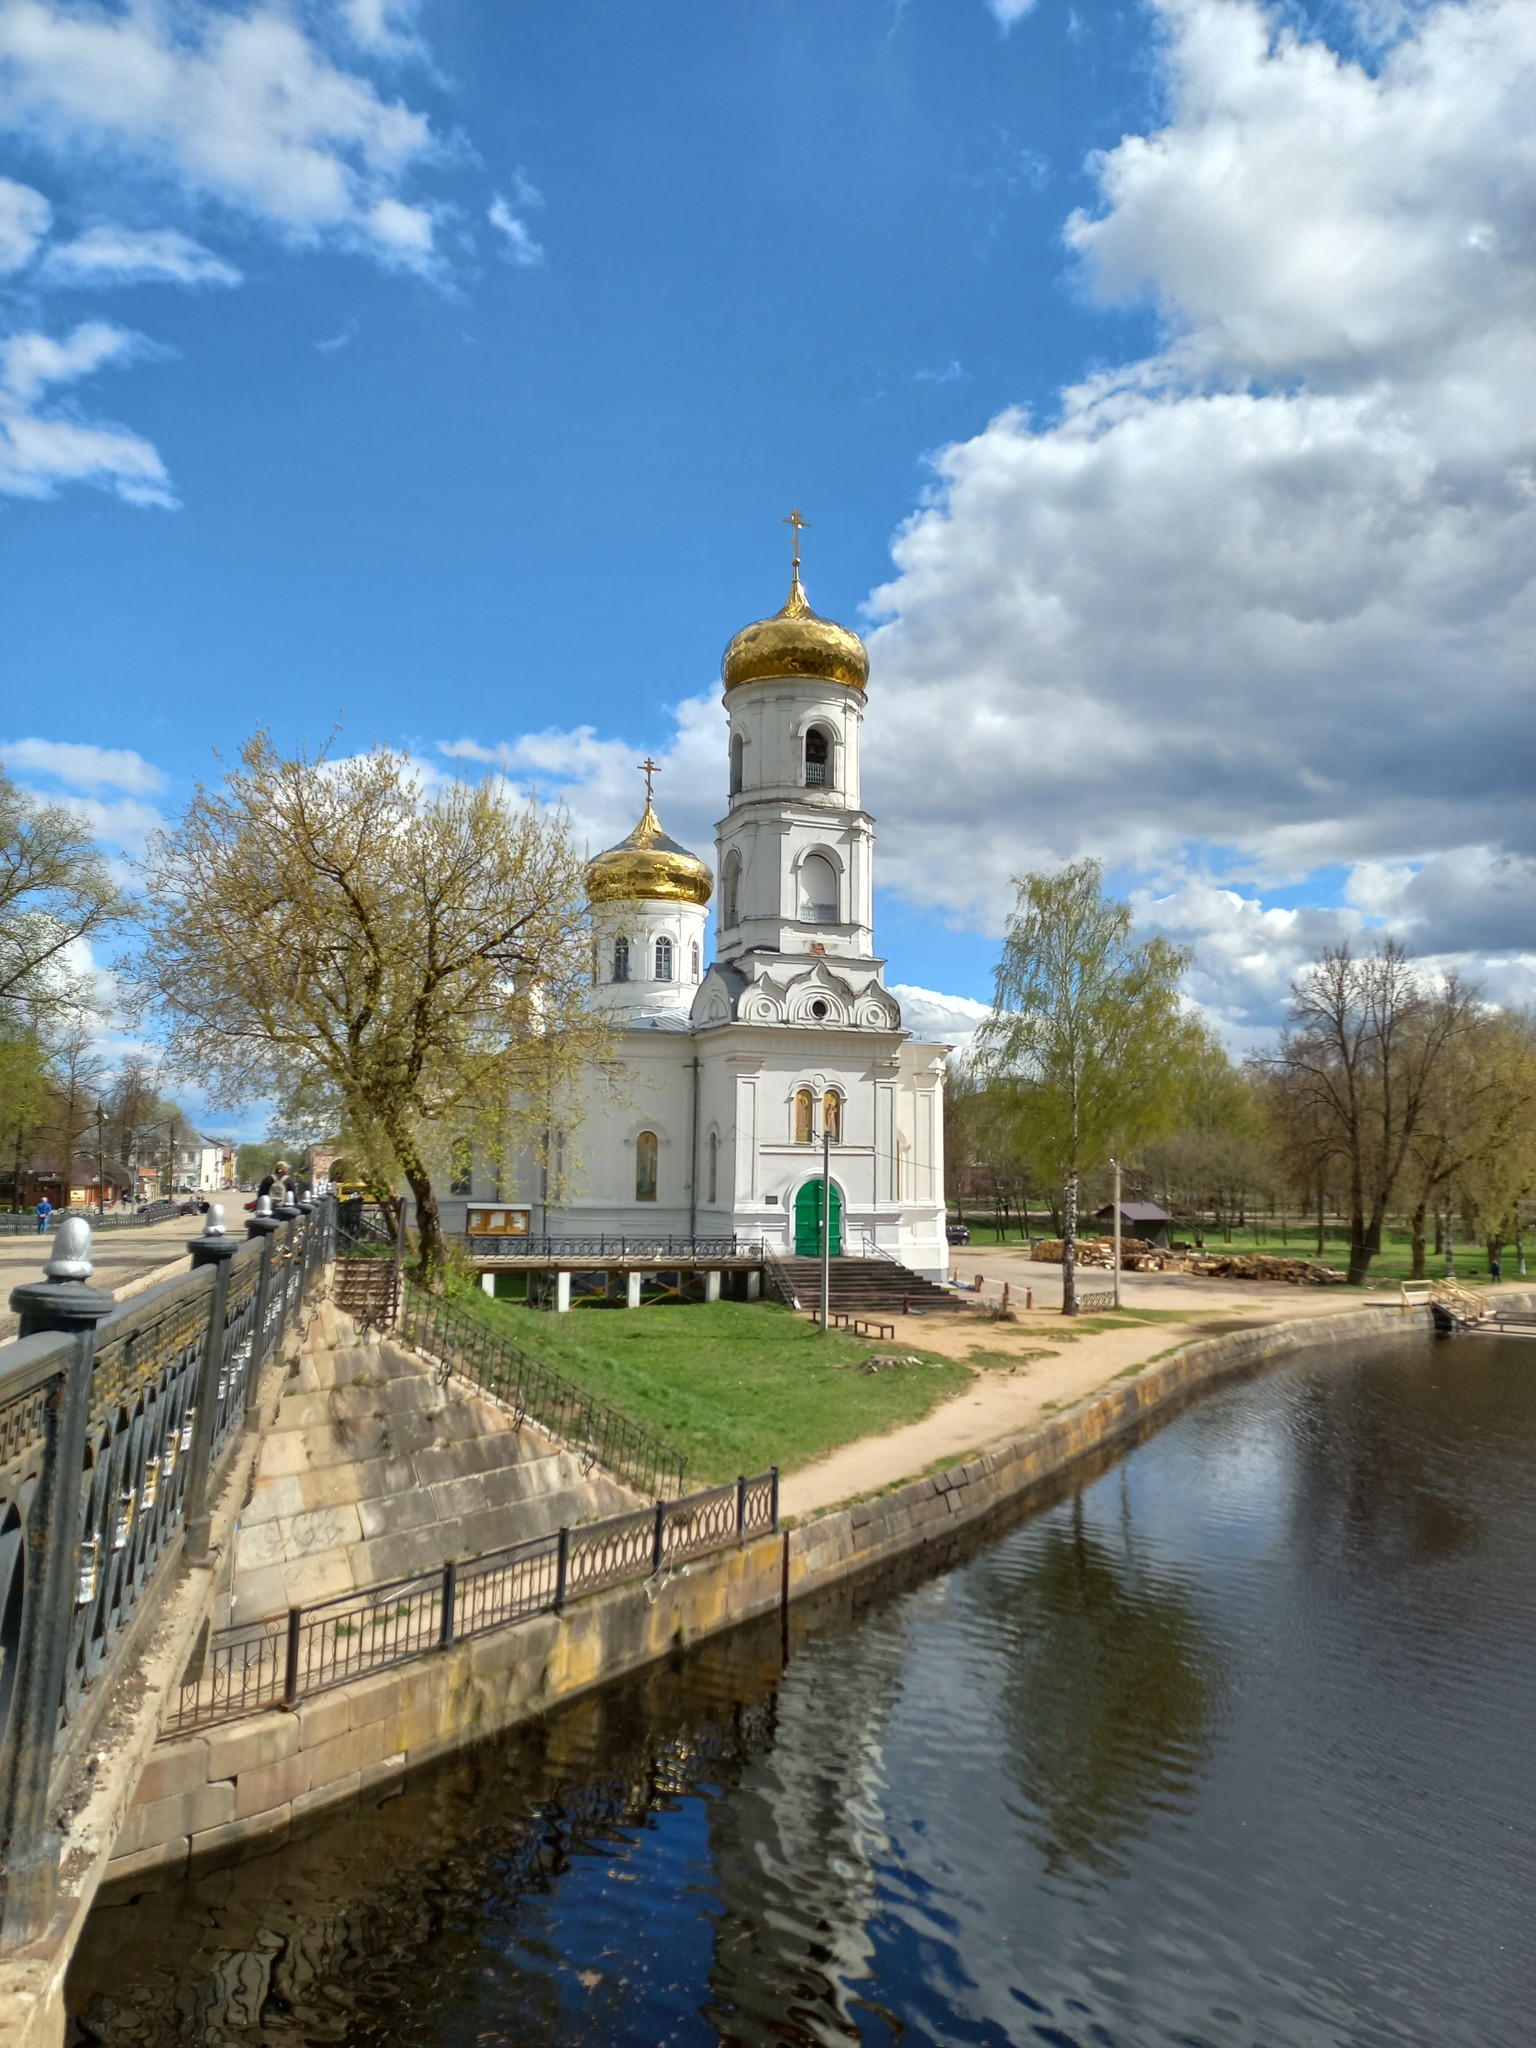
[{"xmin": 976, "ymin": 861, "xmax": 1191, "ymax": 1314}]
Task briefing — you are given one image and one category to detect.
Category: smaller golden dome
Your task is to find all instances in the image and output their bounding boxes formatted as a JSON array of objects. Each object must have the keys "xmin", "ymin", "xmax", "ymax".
[
  {"xmin": 722, "ymin": 567, "xmax": 869, "ymax": 694},
  {"xmin": 587, "ymin": 800, "xmax": 713, "ymax": 906}
]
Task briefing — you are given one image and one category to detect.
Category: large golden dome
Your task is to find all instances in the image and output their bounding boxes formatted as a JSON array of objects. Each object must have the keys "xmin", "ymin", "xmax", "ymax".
[
  {"xmin": 587, "ymin": 799, "xmax": 713, "ymax": 906},
  {"xmin": 721, "ymin": 566, "xmax": 869, "ymax": 694}
]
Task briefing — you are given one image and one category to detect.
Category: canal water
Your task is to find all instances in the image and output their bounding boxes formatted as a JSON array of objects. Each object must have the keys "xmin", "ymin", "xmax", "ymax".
[{"xmin": 69, "ymin": 1332, "xmax": 1536, "ymax": 2046}]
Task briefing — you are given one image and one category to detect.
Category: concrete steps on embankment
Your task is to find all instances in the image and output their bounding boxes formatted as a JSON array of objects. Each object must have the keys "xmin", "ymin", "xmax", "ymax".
[
  {"xmin": 773, "ymin": 1257, "xmax": 959, "ymax": 1315},
  {"xmin": 229, "ymin": 1339, "xmax": 638, "ymax": 1624}
]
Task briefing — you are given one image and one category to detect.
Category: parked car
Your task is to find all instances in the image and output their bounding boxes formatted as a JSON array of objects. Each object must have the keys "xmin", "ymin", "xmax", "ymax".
[{"xmin": 946, "ymin": 1221, "xmax": 971, "ymax": 1245}]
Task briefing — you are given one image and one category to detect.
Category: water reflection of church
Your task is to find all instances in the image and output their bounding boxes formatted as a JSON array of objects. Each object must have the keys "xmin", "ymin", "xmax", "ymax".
[{"xmin": 496, "ymin": 522, "xmax": 950, "ymax": 1276}]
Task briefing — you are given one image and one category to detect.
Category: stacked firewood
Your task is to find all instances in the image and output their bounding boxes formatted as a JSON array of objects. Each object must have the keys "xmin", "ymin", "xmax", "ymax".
[{"xmin": 1029, "ymin": 1238, "xmax": 1344, "ymax": 1284}]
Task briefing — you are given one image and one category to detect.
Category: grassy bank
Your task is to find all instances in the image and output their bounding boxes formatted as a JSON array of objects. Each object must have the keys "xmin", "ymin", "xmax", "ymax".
[{"xmin": 447, "ymin": 1284, "xmax": 972, "ymax": 1484}]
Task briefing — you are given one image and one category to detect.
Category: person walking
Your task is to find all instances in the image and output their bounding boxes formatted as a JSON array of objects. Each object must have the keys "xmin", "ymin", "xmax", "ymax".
[
  {"xmin": 1490, "ymin": 1245, "xmax": 1502, "ymax": 1285},
  {"xmin": 35, "ymin": 1194, "xmax": 52, "ymax": 1235},
  {"xmin": 257, "ymin": 1161, "xmax": 293, "ymax": 1206}
]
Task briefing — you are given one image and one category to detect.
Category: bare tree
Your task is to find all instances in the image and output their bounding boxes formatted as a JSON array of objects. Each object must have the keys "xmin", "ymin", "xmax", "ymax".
[
  {"xmin": 1273, "ymin": 941, "xmax": 1478, "ymax": 1285},
  {"xmin": 0, "ymin": 766, "xmax": 125, "ymax": 1020}
]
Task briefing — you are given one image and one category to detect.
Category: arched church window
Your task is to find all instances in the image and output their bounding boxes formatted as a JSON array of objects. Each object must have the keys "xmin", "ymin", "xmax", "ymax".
[
  {"xmin": 723, "ymin": 852, "xmax": 741, "ymax": 929},
  {"xmin": 613, "ymin": 934, "xmax": 630, "ymax": 982},
  {"xmin": 707, "ymin": 1129, "xmax": 719, "ymax": 1205},
  {"xmin": 690, "ymin": 940, "xmax": 700, "ymax": 980},
  {"xmin": 794, "ymin": 1089, "xmax": 814, "ymax": 1145},
  {"xmin": 655, "ymin": 936, "xmax": 674, "ymax": 981},
  {"xmin": 799, "ymin": 852, "xmax": 839, "ymax": 923},
  {"xmin": 590, "ymin": 942, "xmax": 599, "ymax": 985},
  {"xmin": 730, "ymin": 732, "xmax": 744, "ymax": 795},
  {"xmin": 449, "ymin": 1135, "xmax": 473, "ymax": 1196},
  {"xmin": 822, "ymin": 1090, "xmax": 842, "ymax": 1143},
  {"xmin": 804, "ymin": 726, "xmax": 830, "ymax": 788},
  {"xmin": 635, "ymin": 1130, "xmax": 658, "ymax": 1202}
]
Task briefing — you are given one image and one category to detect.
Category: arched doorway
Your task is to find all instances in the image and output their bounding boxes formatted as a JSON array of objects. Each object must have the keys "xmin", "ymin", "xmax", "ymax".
[{"xmin": 794, "ymin": 1178, "xmax": 842, "ymax": 1256}]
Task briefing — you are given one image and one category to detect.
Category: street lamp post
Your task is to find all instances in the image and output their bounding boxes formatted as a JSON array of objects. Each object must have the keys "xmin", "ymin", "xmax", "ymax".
[
  {"xmin": 1110, "ymin": 1156, "xmax": 1122, "ymax": 1311},
  {"xmin": 820, "ymin": 1126, "xmax": 832, "ymax": 1335},
  {"xmin": 95, "ymin": 1104, "xmax": 106, "ymax": 1219}
]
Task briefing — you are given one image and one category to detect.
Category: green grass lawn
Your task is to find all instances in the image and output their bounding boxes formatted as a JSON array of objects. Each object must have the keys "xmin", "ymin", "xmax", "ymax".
[{"xmin": 447, "ymin": 1284, "xmax": 973, "ymax": 1485}]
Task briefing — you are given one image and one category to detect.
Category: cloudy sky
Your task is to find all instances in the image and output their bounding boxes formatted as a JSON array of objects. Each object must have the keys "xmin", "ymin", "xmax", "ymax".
[{"xmin": 1, "ymin": 0, "xmax": 1531, "ymax": 1118}]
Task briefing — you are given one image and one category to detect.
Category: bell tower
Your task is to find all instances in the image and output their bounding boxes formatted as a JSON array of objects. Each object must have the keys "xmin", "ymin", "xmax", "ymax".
[{"xmin": 714, "ymin": 512, "xmax": 877, "ymax": 971}]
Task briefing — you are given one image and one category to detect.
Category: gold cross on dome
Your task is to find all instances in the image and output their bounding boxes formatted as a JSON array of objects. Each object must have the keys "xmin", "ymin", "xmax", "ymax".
[
  {"xmin": 639, "ymin": 756, "xmax": 659, "ymax": 804},
  {"xmin": 782, "ymin": 507, "xmax": 809, "ymax": 571}
]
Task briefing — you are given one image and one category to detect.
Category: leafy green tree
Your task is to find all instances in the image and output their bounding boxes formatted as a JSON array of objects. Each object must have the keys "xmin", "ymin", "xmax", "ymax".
[
  {"xmin": 976, "ymin": 860, "xmax": 1192, "ymax": 1313},
  {"xmin": 129, "ymin": 733, "xmax": 609, "ymax": 1289}
]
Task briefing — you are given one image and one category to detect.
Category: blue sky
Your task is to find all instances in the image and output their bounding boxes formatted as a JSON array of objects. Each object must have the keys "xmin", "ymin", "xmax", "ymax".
[{"xmin": 1, "ymin": 0, "xmax": 1532, "ymax": 1133}]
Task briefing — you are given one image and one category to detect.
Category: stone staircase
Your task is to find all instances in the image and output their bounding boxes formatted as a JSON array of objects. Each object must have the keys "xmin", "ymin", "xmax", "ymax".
[
  {"xmin": 768, "ymin": 1255, "xmax": 959, "ymax": 1316},
  {"xmin": 228, "ymin": 1337, "xmax": 638, "ymax": 1626}
]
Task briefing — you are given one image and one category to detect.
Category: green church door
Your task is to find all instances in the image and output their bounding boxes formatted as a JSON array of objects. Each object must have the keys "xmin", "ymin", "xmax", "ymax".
[{"xmin": 794, "ymin": 1179, "xmax": 842, "ymax": 1257}]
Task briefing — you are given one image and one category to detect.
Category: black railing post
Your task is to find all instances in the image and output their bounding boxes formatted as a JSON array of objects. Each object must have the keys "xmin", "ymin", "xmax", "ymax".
[
  {"xmin": 554, "ymin": 1525, "xmax": 570, "ymax": 1611},
  {"xmin": 185, "ymin": 1207, "xmax": 241, "ymax": 1561},
  {"xmin": 1, "ymin": 1219, "xmax": 116, "ymax": 1943},
  {"xmin": 245, "ymin": 1200, "xmax": 283, "ymax": 1413},
  {"xmin": 282, "ymin": 1607, "xmax": 302, "ymax": 1708},
  {"xmin": 652, "ymin": 1500, "xmax": 666, "ymax": 1576},
  {"xmin": 736, "ymin": 1474, "xmax": 747, "ymax": 1545},
  {"xmin": 770, "ymin": 1466, "xmax": 780, "ymax": 1533},
  {"xmin": 440, "ymin": 1558, "xmax": 458, "ymax": 1649}
]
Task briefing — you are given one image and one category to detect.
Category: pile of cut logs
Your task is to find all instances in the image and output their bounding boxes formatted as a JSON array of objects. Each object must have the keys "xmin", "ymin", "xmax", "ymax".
[{"xmin": 1029, "ymin": 1237, "xmax": 1344, "ymax": 1285}]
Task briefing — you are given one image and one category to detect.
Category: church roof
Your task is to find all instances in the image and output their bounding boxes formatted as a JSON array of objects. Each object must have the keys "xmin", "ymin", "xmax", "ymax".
[{"xmin": 586, "ymin": 797, "xmax": 713, "ymax": 907}]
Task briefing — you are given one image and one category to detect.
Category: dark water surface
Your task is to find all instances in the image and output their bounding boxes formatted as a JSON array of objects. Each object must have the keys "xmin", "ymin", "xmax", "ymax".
[{"xmin": 69, "ymin": 1334, "xmax": 1536, "ymax": 2047}]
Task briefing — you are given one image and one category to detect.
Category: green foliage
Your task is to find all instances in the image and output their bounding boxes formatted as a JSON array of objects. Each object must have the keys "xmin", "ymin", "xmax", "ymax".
[
  {"xmin": 978, "ymin": 859, "xmax": 1193, "ymax": 1178},
  {"xmin": 448, "ymin": 1284, "xmax": 972, "ymax": 1484},
  {"xmin": 0, "ymin": 765, "xmax": 126, "ymax": 1021}
]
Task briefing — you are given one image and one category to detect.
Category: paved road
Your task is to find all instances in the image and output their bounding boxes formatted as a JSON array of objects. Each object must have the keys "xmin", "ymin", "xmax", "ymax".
[{"xmin": 0, "ymin": 1209, "xmax": 213, "ymax": 1342}]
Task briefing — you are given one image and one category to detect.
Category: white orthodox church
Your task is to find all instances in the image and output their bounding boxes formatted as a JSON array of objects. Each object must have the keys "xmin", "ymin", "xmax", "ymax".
[{"xmin": 511, "ymin": 524, "xmax": 948, "ymax": 1280}]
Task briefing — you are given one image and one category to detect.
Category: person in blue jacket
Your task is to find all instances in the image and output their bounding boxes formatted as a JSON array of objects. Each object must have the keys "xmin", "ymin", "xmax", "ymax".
[{"xmin": 35, "ymin": 1194, "xmax": 53, "ymax": 1234}]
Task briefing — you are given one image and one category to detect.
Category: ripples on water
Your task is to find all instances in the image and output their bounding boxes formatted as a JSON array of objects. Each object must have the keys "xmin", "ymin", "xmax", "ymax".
[{"xmin": 69, "ymin": 1333, "xmax": 1536, "ymax": 2047}]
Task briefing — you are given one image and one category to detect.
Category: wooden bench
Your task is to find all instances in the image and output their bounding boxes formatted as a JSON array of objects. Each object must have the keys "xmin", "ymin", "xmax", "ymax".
[{"xmin": 829, "ymin": 1311, "xmax": 897, "ymax": 1341}]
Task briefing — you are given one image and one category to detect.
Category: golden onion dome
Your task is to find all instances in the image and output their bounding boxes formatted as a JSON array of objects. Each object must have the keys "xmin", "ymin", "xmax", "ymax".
[
  {"xmin": 586, "ymin": 799, "xmax": 713, "ymax": 906},
  {"xmin": 721, "ymin": 565, "xmax": 869, "ymax": 694}
]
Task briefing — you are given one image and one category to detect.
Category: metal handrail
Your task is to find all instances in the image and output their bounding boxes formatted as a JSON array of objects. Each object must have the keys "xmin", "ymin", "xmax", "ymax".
[
  {"xmin": 458, "ymin": 1232, "xmax": 766, "ymax": 1261},
  {"xmin": 397, "ymin": 1281, "xmax": 689, "ymax": 1501},
  {"xmin": 0, "ymin": 1197, "xmax": 340, "ymax": 1939},
  {"xmin": 169, "ymin": 1465, "xmax": 780, "ymax": 1733}
]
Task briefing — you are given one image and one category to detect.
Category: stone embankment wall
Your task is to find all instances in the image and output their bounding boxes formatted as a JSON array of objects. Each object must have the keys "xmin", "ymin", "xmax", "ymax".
[{"xmin": 107, "ymin": 1292, "xmax": 1526, "ymax": 1896}]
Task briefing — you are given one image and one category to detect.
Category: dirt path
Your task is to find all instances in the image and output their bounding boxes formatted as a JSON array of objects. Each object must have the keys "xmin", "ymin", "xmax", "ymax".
[{"xmin": 780, "ymin": 1261, "xmax": 1392, "ymax": 1519}]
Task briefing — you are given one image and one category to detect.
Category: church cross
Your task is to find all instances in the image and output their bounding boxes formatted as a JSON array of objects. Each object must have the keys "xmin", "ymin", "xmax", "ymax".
[
  {"xmin": 639, "ymin": 756, "xmax": 659, "ymax": 804},
  {"xmin": 782, "ymin": 507, "xmax": 809, "ymax": 572}
]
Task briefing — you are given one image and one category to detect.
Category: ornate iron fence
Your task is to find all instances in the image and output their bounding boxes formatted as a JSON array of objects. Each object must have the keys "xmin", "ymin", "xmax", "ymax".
[
  {"xmin": 399, "ymin": 1283, "xmax": 689, "ymax": 1501},
  {"xmin": 168, "ymin": 1466, "xmax": 779, "ymax": 1733},
  {"xmin": 0, "ymin": 1196, "xmax": 338, "ymax": 1942},
  {"xmin": 459, "ymin": 1232, "xmax": 766, "ymax": 1261}
]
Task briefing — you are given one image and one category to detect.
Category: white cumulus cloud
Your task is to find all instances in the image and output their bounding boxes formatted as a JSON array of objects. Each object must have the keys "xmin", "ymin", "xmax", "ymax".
[
  {"xmin": 0, "ymin": 319, "xmax": 173, "ymax": 504},
  {"xmin": 0, "ymin": 174, "xmax": 50, "ymax": 270},
  {"xmin": 42, "ymin": 223, "xmax": 242, "ymax": 288},
  {"xmin": 0, "ymin": 737, "xmax": 166, "ymax": 793},
  {"xmin": 488, "ymin": 192, "xmax": 543, "ymax": 268},
  {"xmin": 857, "ymin": 0, "xmax": 1536, "ymax": 1030},
  {"xmin": 0, "ymin": 0, "xmax": 442, "ymax": 269}
]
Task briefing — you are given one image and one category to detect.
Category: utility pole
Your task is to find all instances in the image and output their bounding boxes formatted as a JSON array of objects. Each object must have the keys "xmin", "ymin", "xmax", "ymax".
[
  {"xmin": 1443, "ymin": 1186, "xmax": 1456, "ymax": 1281},
  {"xmin": 1110, "ymin": 1156, "xmax": 1122, "ymax": 1311},
  {"xmin": 820, "ymin": 1125, "xmax": 831, "ymax": 1335}
]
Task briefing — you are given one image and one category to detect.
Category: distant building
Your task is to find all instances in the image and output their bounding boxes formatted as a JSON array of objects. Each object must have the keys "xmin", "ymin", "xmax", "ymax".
[{"xmin": 1094, "ymin": 1199, "xmax": 1174, "ymax": 1248}]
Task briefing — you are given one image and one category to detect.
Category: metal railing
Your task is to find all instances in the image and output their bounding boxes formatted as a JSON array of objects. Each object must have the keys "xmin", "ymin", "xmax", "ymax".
[
  {"xmin": 0, "ymin": 1198, "xmax": 184, "ymax": 1237},
  {"xmin": 0, "ymin": 1195, "xmax": 338, "ymax": 1940},
  {"xmin": 398, "ymin": 1283, "xmax": 689, "ymax": 1501},
  {"xmin": 457, "ymin": 1232, "xmax": 766, "ymax": 1261},
  {"xmin": 168, "ymin": 1467, "xmax": 779, "ymax": 1733}
]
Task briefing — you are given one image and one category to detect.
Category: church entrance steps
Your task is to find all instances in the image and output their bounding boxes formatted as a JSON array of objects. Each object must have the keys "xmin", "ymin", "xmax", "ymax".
[
  {"xmin": 228, "ymin": 1337, "xmax": 641, "ymax": 1629},
  {"xmin": 770, "ymin": 1256, "xmax": 960, "ymax": 1315}
]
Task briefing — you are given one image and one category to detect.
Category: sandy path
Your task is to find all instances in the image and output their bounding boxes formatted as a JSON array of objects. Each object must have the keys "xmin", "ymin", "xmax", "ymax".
[{"xmin": 780, "ymin": 1260, "xmax": 1391, "ymax": 1519}]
